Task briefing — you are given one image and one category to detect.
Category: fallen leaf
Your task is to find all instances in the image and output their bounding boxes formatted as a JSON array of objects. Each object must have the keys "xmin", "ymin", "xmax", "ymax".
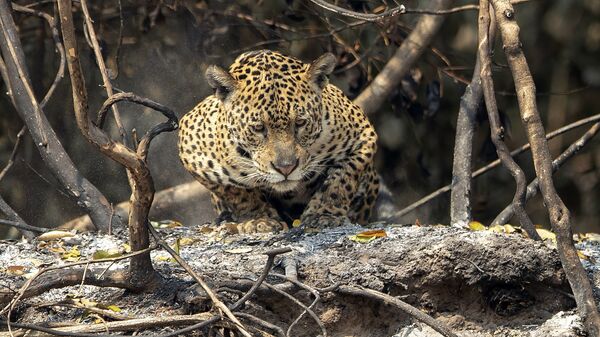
[
  {"xmin": 61, "ymin": 246, "xmax": 81, "ymax": 261},
  {"xmin": 292, "ymin": 219, "xmax": 302, "ymax": 228},
  {"xmin": 6, "ymin": 265, "xmax": 26, "ymax": 276},
  {"xmin": 92, "ymin": 249, "xmax": 123, "ymax": 260},
  {"xmin": 503, "ymin": 224, "xmax": 517, "ymax": 234},
  {"xmin": 178, "ymin": 237, "xmax": 195, "ymax": 246},
  {"xmin": 348, "ymin": 229, "xmax": 387, "ymax": 243},
  {"xmin": 577, "ymin": 250, "xmax": 588, "ymax": 260},
  {"xmin": 468, "ymin": 221, "xmax": 486, "ymax": 231},
  {"xmin": 38, "ymin": 230, "xmax": 75, "ymax": 241}
]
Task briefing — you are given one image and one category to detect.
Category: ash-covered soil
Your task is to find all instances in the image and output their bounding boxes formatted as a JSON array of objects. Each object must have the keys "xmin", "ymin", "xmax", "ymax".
[{"xmin": 1, "ymin": 224, "xmax": 598, "ymax": 337}]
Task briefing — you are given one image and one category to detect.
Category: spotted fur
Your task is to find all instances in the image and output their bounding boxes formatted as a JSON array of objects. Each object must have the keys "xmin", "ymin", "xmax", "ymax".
[{"xmin": 178, "ymin": 50, "xmax": 378, "ymax": 232}]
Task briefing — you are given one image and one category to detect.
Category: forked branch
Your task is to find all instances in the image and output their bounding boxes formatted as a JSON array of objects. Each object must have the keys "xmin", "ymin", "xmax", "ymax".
[{"xmin": 488, "ymin": 0, "xmax": 600, "ymax": 334}]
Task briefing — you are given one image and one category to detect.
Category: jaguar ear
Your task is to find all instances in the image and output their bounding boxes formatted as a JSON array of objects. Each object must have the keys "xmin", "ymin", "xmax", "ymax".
[
  {"xmin": 308, "ymin": 53, "xmax": 336, "ymax": 90},
  {"xmin": 205, "ymin": 65, "xmax": 237, "ymax": 101}
]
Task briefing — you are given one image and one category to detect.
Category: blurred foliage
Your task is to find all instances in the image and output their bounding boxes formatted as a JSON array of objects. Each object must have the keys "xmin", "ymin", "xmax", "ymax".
[{"xmin": 0, "ymin": 0, "xmax": 599, "ymax": 237}]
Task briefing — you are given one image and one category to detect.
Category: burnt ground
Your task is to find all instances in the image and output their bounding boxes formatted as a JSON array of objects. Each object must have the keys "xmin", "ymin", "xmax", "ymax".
[{"xmin": 1, "ymin": 224, "xmax": 598, "ymax": 337}]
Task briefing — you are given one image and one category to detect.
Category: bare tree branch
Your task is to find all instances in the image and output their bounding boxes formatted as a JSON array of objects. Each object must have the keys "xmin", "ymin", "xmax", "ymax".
[
  {"xmin": 478, "ymin": 0, "xmax": 539, "ymax": 240},
  {"xmin": 494, "ymin": 122, "xmax": 600, "ymax": 225},
  {"xmin": 337, "ymin": 286, "xmax": 459, "ymax": 337},
  {"xmin": 449, "ymin": 56, "xmax": 483, "ymax": 228},
  {"xmin": 309, "ymin": 0, "xmax": 406, "ymax": 22},
  {"xmin": 393, "ymin": 112, "xmax": 600, "ymax": 218},
  {"xmin": 0, "ymin": 0, "xmax": 122, "ymax": 233},
  {"xmin": 57, "ymin": 0, "xmax": 177, "ymax": 290},
  {"xmin": 353, "ymin": 0, "xmax": 452, "ymax": 115},
  {"xmin": 488, "ymin": 0, "xmax": 600, "ymax": 334}
]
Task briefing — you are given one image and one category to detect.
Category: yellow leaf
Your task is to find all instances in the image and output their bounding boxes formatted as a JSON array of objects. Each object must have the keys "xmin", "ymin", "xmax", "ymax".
[
  {"xmin": 577, "ymin": 250, "xmax": 588, "ymax": 260},
  {"xmin": 121, "ymin": 243, "xmax": 131, "ymax": 253},
  {"xmin": 178, "ymin": 237, "xmax": 195, "ymax": 246},
  {"xmin": 92, "ymin": 249, "xmax": 123, "ymax": 260},
  {"xmin": 61, "ymin": 246, "xmax": 81, "ymax": 261},
  {"xmin": 468, "ymin": 221, "xmax": 486, "ymax": 231},
  {"xmin": 536, "ymin": 228, "xmax": 556, "ymax": 242},
  {"xmin": 488, "ymin": 225, "xmax": 504, "ymax": 233},
  {"xmin": 292, "ymin": 219, "xmax": 302, "ymax": 228},
  {"xmin": 103, "ymin": 305, "xmax": 122, "ymax": 312},
  {"xmin": 503, "ymin": 224, "xmax": 517, "ymax": 234},
  {"xmin": 348, "ymin": 229, "xmax": 387, "ymax": 244}
]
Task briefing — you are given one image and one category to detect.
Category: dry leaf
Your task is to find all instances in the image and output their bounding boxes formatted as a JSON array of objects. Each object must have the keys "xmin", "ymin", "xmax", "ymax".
[
  {"xmin": 6, "ymin": 265, "xmax": 26, "ymax": 276},
  {"xmin": 292, "ymin": 219, "xmax": 302, "ymax": 228},
  {"xmin": 348, "ymin": 229, "xmax": 387, "ymax": 243},
  {"xmin": 468, "ymin": 221, "xmax": 486, "ymax": 231},
  {"xmin": 38, "ymin": 230, "xmax": 75, "ymax": 241}
]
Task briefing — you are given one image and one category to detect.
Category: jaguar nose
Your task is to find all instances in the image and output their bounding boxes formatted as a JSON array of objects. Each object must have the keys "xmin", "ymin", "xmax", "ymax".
[{"xmin": 271, "ymin": 159, "xmax": 299, "ymax": 178}]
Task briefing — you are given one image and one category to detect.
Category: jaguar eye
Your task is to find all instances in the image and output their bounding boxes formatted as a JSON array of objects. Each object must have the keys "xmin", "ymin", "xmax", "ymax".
[
  {"xmin": 295, "ymin": 119, "xmax": 307, "ymax": 127},
  {"xmin": 251, "ymin": 124, "xmax": 265, "ymax": 133}
]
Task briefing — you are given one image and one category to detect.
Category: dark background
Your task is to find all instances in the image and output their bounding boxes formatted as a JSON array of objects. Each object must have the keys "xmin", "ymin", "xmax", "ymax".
[{"xmin": 1, "ymin": 0, "xmax": 599, "ymax": 237}]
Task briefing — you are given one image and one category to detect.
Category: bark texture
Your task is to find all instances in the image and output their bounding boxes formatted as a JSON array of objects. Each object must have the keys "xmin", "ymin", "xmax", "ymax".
[
  {"xmin": 489, "ymin": 0, "xmax": 600, "ymax": 334},
  {"xmin": 0, "ymin": 0, "xmax": 122, "ymax": 233}
]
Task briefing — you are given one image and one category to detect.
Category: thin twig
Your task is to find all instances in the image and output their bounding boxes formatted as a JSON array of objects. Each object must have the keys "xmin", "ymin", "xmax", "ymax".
[
  {"xmin": 393, "ymin": 112, "xmax": 600, "ymax": 218},
  {"xmin": 353, "ymin": 0, "xmax": 452, "ymax": 114},
  {"xmin": 147, "ymin": 224, "xmax": 253, "ymax": 337},
  {"xmin": 231, "ymin": 247, "xmax": 292, "ymax": 310},
  {"xmin": 262, "ymin": 282, "xmax": 327, "ymax": 337},
  {"xmin": 309, "ymin": 0, "xmax": 406, "ymax": 22},
  {"xmin": 11, "ymin": 3, "xmax": 65, "ymax": 108},
  {"xmin": 268, "ymin": 273, "xmax": 322, "ymax": 337},
  {"xmin": 494, "ymin": 122, "xmax": 600, "ymax": 225},
  {"xmin": 0, "ymin": 219, "xmax": 48, "ymax": 233},
  {"xmin": 478, "ymin": 0, "xmax": 539, "ymax": 239},
  {"xmin": 80, "ymin": 0, "xmax": 128, "ymax": 145},
  {"xmin": 489, "ymin": 0, "xmax": 600, "ymax": 333},
  {"xmin": 337, "ymin": 285, "xmax": 459, "ymax": 337},
  {"xmin": 0, "ymin": 126, "xmax": 25, "ymax": 182},
  {"xmin": 236, "ymin": 313, "xmax": 285, "ymax": 337}
]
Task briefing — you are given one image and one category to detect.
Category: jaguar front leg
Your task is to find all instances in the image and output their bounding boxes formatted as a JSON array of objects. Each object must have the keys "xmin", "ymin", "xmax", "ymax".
[
  {"xmin": 207, "ymin": 182, "xmax": 285, "ymax": 233},
  {"xmin": 301, "ymin": 132, "xmax": 378, "ymax": 227}
]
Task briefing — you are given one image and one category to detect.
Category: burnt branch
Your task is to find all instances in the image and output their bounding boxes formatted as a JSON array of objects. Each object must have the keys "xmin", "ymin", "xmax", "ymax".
[
  {"xmin": 488, "ymin": 0, "xmax": 600, "ymax": 334},
  {"xmin": 494, "ymin": 121, "xmax": 600, "ymax": 225},
  {"xmin": 57, "ymin": 0, "xmax": 177, "ymax": 290},
  {"xmin": 478, "ymin": 0, "xmax": 539, "ymax": 240},
  {"xmin": 309, "ymin": 0, "xmax": 406, "ymax": 21},
  {"xmin": 11, "ymin": 3, "xmax": 65, "ymax": 108},
  {"xmin": 449, "ymin": 56, "xmax": 483, "ymax": 228},
  {"xmin": 337, "ymin": 286, "xmax": 459, "ymax": 337},
  {"xmin": 394, "ymin": 112, "xmax": 600, "ymax": 218},
  {"xmin": 353, "ymin": 0, "xmax": 452, "ymax": 115},
  {"xmin": 79, "ymin": 0, "xmax": 127, "ymax": 145},
  {"xmin": 148, "ymin": 224, "xmax": 253, "ymax": 337},
  {"xmin": 0, "ymin": 0, "xmax": 121, "ymax": 233}
]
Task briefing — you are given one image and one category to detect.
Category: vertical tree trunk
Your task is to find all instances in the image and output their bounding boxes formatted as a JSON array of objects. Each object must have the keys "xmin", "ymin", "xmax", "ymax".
[
  {"xmin": 450, "ymin": 58, "xmax": 482, "ymax": 227},
  {"xmin": 0, "ymin": 0, "xmax": 121, "ymax": 233},
  {"xmin": 489, "ymin": 0, "xmax": 600, "ymax": 334}
]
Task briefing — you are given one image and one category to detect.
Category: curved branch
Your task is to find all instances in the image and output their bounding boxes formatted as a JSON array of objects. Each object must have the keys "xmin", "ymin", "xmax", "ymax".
[
  {"xmin": 309, "ymin": 0, "xmax": 405, "ymax": 22},
  {"xmin": 0, "ymin": 0, "xmax": 122, "ymax": 233},
  {"xmin": 478, "ymin": 0, "xmax": 539, "ymax": 240},
  {"xmin": 393, "ymin": 112, "xmax": 600, "ymax": 218},
  {"xmin": 494, "ymin": 122, "xmax": 600, "ymax": 225},
  {"xmin": 353, "ymin": 0, "xmax": 452, "ymax": 114},
  {"xmin": 489, "ymin": 0, "xmax": 600, "ymax": 334},
  {"xmin": 337, "ymin": 286, "xmax": 459, "ymax": 337}
]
